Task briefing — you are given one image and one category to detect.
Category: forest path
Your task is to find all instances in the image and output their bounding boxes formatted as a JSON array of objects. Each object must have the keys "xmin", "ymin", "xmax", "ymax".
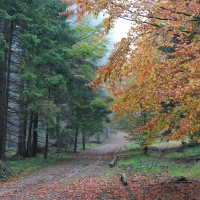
[{"xmin": 0, "ymin": 132, "xmax": 129, "ymax": 199}]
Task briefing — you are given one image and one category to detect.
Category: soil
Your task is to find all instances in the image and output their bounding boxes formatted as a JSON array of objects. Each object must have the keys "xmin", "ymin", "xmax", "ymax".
[{"xmin": 0, "ymin": 132, "xmax": 129, "ymax": 199}]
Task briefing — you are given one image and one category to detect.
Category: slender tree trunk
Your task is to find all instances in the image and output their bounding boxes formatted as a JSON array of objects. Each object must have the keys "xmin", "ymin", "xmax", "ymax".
[
  {"xmin": 32, "ymin": 112, "xmax": 38, "ymax": 157},
  {"xmin": 144, "ymin": 146, "xmax": 148, "ymax": 154},
  {"xmin": 44, "ymin": 131, "xmax": 48, "ymax": 159},
  {"xmin": 0, "ymin": 17, "xmax": 13, "ymax": 159},
  {"xmin": 2, "ymin": 20, "xmax": 14, "ymax": 159},
  {"xmin": 65, "ymin": 132, "xmax": 68, "ymax": 152},
  {"xmin": 27, "ymin": 112, "xmax": 33, "ymax": 157},
  {"xmin": 18, "ymin": 119, "xmax": 26, "ymax": 157},
  {"xmin": 22, "ymin": 120, "xmax": 27, "ymax": 157},
  {"xmin": 56, "ymin": 113, "xmax": 60, "ymax": 152},
  {"xmin": 82, "ymin": 131, "xmax": 85, "ymax": 150},
  {"xmin": 74, "ymin": 129, "xmax": 78, "ymax": 153}
]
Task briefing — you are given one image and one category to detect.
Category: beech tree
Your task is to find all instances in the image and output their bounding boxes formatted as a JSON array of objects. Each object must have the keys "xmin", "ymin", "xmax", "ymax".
[
  {"xmin": 64, "ymin": 0, "xmax": 200, "ymax": 142},
  {"xmin": 114, "ymin": 108, "xmax": 154, "ymax": 153}
]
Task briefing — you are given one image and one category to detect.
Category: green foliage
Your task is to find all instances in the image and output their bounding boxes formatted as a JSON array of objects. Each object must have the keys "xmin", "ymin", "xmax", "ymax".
[
  {"xmin": 119, "ymin": 141, "xmax": 200, "ymax": 179},
  {"xmin": 0, "ymin": 33, "xmax": 8, "ymax": 60},
  {"xmin": 90, "ymin": 98, "xmax": 107, "ymax": 109},
  {"xmin": 114, "ymin": 108, "xmax": 155, "ymax": 149},
  {"xmin": 168, "ymin": 163, "xmax": 200, "ymax": 178},
  {"xmin": 1, "ymin": 0, "xmax": 110, "ymax": 158},
  {"xmin": 9, "ymin": 153, "xmax": 69, "ymax": 176}
]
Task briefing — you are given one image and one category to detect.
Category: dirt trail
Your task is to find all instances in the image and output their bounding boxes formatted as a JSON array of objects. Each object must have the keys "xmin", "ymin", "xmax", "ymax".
[{"xmin": 0, "ymin": 132, "xmax": 129, "ymax": 199}]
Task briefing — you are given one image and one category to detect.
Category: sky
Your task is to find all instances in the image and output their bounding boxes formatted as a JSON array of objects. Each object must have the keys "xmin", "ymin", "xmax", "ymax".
[
  {"xmin": 94, "ymin": 15, "xmax": 132, "ymax": 66},
  {"xmin": 111, "ymin": 18, "xmax": 132, "ymax": 42}
]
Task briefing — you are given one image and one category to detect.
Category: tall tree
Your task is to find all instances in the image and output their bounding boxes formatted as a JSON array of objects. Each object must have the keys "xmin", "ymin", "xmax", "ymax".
[
  {"xmin": 64, "ymin": 0, "xmax": 200, "ymax": 142},
  {"xmin": 58, "ymin": 17, "xmax": 109, "ymax": 153}
]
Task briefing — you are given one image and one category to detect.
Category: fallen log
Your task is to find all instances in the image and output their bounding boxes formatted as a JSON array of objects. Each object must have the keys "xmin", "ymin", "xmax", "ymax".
[
  {"xmin": 109, "ymin": 155, "xmax": 118, "ymax": 168},
  {"xmin": 169, "ymin": 176, "xmax": 192, "ymax": 183},
  {"xmin": 121, "ymin": 172, "xmax": 128, "ymax": 186}
]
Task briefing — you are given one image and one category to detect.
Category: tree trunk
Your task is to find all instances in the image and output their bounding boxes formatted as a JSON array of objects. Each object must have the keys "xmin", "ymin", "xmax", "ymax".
[
  {"xmin": 144, "ymin": 146, "xmax": 148, "ymax": 154},
  {"xmin": 27, "ymin": 112, "xmax": 33, "ymax": 157},
  {"xmin": 44, "ymin": 131, "xmax": 48, "ymax": 159},
  {"xmin": 74, "ymin": 129, "xmax": 78, "ymax": 153},
  {"xmin": 22, "ymin": 120, "xmax": 27, "ymax": 157},
  {"xmin": 65, "ymin": 139, "xmax": 68, "ymax": 152},
  {"xmin": 65, "ymin": 131, "xmax": 68, "ymax": 152},
  {"xmin": 82, "ymin": 131, "xmax": 85, "ymax": 150},
  {"xmin": 0, "ymin": 16, "xmax": 14, "ymax": 159},
  {"xmin": 32, "ymin": 112, "xmax": 38, "ymax": 157},
  {"xmin": 56, "ymin": 114, "xmax": 60, "ymax": 152},
  {"xmin": 2, "ymin": 19, "xmax": 13, "ymax": 158}
]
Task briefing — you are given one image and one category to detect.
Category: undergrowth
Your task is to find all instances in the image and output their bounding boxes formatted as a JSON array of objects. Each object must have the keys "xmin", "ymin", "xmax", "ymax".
[
  {"xmin": 7, "ymin": 142, "xmax": 97, "ymax": 178},
  {"xmin": 118, "ymin": 141, "xmax": 200, "ymax": 179},
  {"xmin": 8, "ymin": 153, "xmax": 68, "ymax": 177}
]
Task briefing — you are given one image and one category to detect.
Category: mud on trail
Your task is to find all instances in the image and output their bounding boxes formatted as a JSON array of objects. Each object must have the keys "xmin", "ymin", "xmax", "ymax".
[{"xmin": 0, "ymin": 132, "xmax": 129, "ymax": 199}]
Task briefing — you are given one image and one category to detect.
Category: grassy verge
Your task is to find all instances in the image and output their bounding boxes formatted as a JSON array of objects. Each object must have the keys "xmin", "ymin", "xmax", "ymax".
[
  {"xmin": 8, "ymin": 153, "xmax": 68, "ymax": 177},
  {"xmin": 6, "ymin": 142, "xmax": 98, "ymax": 178},
  {"xmin": 117, "ymin": 141, "xmax": 200, "ymax": 179}
]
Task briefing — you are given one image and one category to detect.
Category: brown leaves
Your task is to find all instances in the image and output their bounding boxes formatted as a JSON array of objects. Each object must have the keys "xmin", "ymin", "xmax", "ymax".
[{"xmin": 1, "ymin": 174, "xmax": 200, "ymax": 199}]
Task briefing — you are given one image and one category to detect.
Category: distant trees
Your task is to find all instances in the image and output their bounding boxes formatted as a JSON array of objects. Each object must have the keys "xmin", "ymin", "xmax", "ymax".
[{"xmin": 0, "ymin": 0, "xmax": 110, "ymax": 159}]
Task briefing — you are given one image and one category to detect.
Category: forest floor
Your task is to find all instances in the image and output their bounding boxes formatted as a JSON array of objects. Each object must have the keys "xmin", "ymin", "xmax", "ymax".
[{"xmin": 0, "ymin": 132, "xmax": 200, "ymax": 199}]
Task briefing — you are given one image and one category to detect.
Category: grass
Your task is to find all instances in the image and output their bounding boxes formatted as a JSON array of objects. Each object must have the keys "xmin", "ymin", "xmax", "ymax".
[
  {"xmin": 167, "ymin": 162, "xmax": 200, "ymax": 177},
  {"xmin": 126, "ymin": 139, "xmax": 183, "ymax": 150},
  {"xmin": 7, "ymin": 141, "xmax": 98, "ymax": 178},
  {"xmin": 126, "ymin": 141, "xmax": 141, "ymax": 149},
  {"xmin": 8, "ymin": 153, "xmax": 69, "ymax": 177},
  {"xmin": 117, "ymin": 140, "xmax": 200, "ymax": 179},
  {"xmin": 151, "ymin": 140, "xmax": 182, "ymax": 148}
]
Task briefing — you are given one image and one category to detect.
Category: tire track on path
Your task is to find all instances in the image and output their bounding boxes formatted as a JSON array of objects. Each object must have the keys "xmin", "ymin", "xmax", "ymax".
[{"xmin": 0, "ymin": 132, "xmax": 129, "ymax": 199}]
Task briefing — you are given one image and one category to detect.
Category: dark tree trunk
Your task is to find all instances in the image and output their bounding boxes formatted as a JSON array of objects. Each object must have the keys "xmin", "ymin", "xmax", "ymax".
[
  {"xmin": 56, "ymin": 114, "xmax": 60, "ymax": 152},
  {"xmin": 22, "ymin": 120, "xmax": 27, "ymax": 157},
  {"xmin": 32, "ymin": 113, "xmax": 38, "ymax": 157},
  {"xmin": 0, "ymin": 17, "xmax": 13, "ymax": 159},
  {"xmin": 44, "ymin": 131, "xmax": 48, "ymax": 159},
  {"xmin": 3, "ymin": 19, "xmax": 13, "ymax": 158},
  {"xmin": 17, "ymin": 120, "xmax": 26, "ymax": 157},
  {"xmin": 82, "ymin": 131, "xmax": 85, "ymax": 150},
  {"xmin": 74, "ymin": 129, "xmax": 78, "ymax": 153},
  {"xmin": 65, "ymin": 132, "xmax": 68, "ymax": 152},
  {"xmin": 27, "ymin": 112, "xmax": 33, "ymax": 157},
  {"xmin": 144, "ymin": 146, "xmax": 148, "ymax": 154}
]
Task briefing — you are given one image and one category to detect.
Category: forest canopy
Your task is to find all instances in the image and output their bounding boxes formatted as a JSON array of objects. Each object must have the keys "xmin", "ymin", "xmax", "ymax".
[
  {"xmin": 63, "ymin": 0, "xmax": 200, "ymax": 142},
  {"xmin": 0, "ymin": 0, "xmax": 110, "ymax": 159}
]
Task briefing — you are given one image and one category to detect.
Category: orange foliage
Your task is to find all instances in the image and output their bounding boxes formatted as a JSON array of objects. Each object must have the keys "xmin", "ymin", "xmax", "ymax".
[
  {"xmin": 1, "ymin": 175, "xmax": 200, "ymax": 199},
  {"xmin": 63, "ymin": 0, "xmax": 200, "ymax": 140}
]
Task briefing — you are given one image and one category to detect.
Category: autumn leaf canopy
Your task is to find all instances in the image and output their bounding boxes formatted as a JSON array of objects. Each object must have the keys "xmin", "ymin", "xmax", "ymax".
[{"xmin": 62, "ymin": 0, "xmax": 200, "ymax": 141}]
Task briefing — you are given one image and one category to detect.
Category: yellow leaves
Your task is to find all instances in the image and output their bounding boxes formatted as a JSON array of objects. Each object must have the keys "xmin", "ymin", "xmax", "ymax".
[{"xmin": 64, "ymin": 0, "xmax": 200, "ymax": 140}]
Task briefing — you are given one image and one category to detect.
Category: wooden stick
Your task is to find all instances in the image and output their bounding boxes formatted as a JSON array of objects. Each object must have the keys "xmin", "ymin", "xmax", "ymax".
[
  {"xmin": 121, "ymin": 172, "xmax": 128, "ymax": 186},
  {"xmin": 109, "ymin": 155, "xmax": 118, "ymax": 168}
]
